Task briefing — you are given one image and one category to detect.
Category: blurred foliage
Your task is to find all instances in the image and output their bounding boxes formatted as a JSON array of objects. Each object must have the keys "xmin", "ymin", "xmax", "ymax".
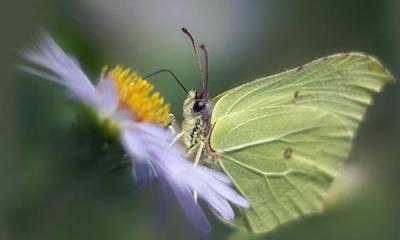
[{"xmin": 1, "ymin": 0, "xmax": 399, "ymax": 239}]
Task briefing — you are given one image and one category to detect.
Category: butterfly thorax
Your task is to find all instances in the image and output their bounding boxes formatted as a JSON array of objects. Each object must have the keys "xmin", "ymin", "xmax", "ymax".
[{"xmin": 181, "ymin": 90, "xmax": 212, "ymax": 151}]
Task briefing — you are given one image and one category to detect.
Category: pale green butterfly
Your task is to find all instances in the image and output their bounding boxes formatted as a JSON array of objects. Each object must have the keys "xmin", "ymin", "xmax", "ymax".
[{"xmin": 169, "ymin": 28, "xmax": 395, "ymax": 233}]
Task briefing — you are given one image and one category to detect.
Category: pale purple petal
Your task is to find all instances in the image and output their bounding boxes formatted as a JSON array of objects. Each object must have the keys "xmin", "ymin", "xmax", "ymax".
[
  {"xmin": 121, "ymin": 128, "xmax": 158, "ymax": 186},
  {"xmin": 111, "ymin": 110, "xmax": 134, "ymax": 124},
  {"xmin": 22, "ymin": 33, "xmax": 99, "ymax": 108},
  {"xmin": 150, "ymin": 147, "xmax": 240, "ymax": 224},
  {"xmin": 96, "ymin": 78, "xmax": 119, "ymax": 117},
  {"xmin": 133, "ymin": 157, "xmax": 158, "ymax": 187},
  {"xmin": 167, "ymin": 151, "xmax": 250, "ymax": 210},
  {"xmin": 168, "ymin": 179, "xmax": 211, "ymax": 233},
  {"xmin": 197, "ymin": 171, "xmax": 250, "ymax": 209},
  {"xmin": 153, "ymin": 175, "xmax": 169, "ymax": 226},
  {"xmin": 136, "ymin": 123, "xmax": 176, "ymax": 143},
  {"xmin": 152, "ymin": 148, "xmax": 250, "ymax": 212},
  {"xmin": 17, "ymin": 65, "xmax": 61, "ymax": 83},
  {"xmin": 121, "ymin": 123, "xmax": 250, "ymax": 232},
  {"xmin": 122, "ymin": 127, "xmax": 211, "ymax": 233},
  {"xmin": 196, "ymin": 165, "xmax": 232, "ymax": 185},
  {"xmin": 201, "ymin": 191, "xmax": 234, "ymax": 220},
  {"xmin": 121, "ymin": 128, "xmax": 150, "ymax": 160}
]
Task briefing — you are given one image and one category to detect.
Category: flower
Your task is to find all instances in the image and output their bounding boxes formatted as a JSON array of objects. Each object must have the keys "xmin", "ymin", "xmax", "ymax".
[{"xmin": 22, "ymin": 33, "xmax": 250, "ymax": 233}]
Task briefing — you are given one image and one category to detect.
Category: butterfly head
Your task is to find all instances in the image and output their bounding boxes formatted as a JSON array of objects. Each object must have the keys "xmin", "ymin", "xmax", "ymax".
[
  {"xmin": 183, "ymin": 89, "xmax": 211, "ymax": 118},
  {"xmin": 193, "ymin": 89, "xmax": 209, "ymax": 113}
]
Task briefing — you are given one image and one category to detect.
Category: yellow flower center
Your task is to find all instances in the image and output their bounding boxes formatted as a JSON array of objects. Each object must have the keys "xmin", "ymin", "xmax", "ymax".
[{"xmin": 103, "ymin": 65, "xmax": 170, "ymax": 126}]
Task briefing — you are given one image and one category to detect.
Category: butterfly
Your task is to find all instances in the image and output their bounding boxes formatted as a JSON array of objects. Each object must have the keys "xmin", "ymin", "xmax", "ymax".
[{"xmin": 168, "ymin": 28, "xmax": 395, "ymax": 233}]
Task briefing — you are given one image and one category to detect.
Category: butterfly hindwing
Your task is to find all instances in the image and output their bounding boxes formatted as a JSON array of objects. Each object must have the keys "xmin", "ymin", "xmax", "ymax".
[
  {"xmin": 209, "ymin": 53, "xmax": 394, "ymax": 233},
  {"xmin": 211, "ymin": 106, "xmax": 349, "ymax": 232}
]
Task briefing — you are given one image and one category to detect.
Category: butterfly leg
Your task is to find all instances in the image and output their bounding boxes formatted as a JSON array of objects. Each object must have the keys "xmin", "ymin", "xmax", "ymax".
[
  {"xmin": 192, "ymin": 142, "xmax": 204, "ymax": 203},
  {"xmin": 168, "ymin": 114, "xmax": 191, "ymax": 147},
  {"xmin": 169, "ymin": 131, "xmax": 186, "ymax": 147},
  {"xmin": 168, "ymin": 113, "xmax": 181, "ymax": 134},
  {"xmin": 193, "ymin": 142, "xmax": 204, "ymax": 167}
]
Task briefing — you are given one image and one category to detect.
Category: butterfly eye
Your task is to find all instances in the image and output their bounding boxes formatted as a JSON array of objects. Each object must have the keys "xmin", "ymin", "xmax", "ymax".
[{"xmin": 193, "ymin": 100, "xmax": 206, "ymax": 113}]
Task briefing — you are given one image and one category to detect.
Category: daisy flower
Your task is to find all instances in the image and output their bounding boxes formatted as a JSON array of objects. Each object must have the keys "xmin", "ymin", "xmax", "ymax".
[{"xmin": 21, "ymin": 33, "xmax": 250, "ymax": 233}]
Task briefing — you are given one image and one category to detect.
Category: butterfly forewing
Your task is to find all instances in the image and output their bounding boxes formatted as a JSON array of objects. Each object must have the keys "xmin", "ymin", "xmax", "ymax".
[
  {"xmin": 211, "ymin": 53, "xmax": 393, "ymax": 130},
  {"xmin": 209, "ymin": 53, "xmax": 394, "ymax": 233}
]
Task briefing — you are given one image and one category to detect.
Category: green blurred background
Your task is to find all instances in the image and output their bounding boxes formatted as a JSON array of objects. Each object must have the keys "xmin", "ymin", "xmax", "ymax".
[{"xmin": 1, "ymin": 0, "xmax": 400, "ymax": 239}]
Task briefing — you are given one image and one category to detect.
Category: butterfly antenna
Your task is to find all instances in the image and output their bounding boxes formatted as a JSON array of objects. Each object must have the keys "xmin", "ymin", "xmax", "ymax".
[
  {"xmin": 143, "ymin": 69, "xmax": 189, "ymax": 95},
  {"xmin": 181, "ymin": 27, "xmax": 206, "ymax": 90},
  {"xmin": 199, "ymin": 43, "xmax": 209, "ymax": 98}
]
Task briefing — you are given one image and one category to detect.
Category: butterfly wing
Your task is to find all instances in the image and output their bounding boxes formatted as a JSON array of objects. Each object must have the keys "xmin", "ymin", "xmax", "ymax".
[{"xmin": 209, "ymin": 53, "xmax": 394, "ymax": 233}]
